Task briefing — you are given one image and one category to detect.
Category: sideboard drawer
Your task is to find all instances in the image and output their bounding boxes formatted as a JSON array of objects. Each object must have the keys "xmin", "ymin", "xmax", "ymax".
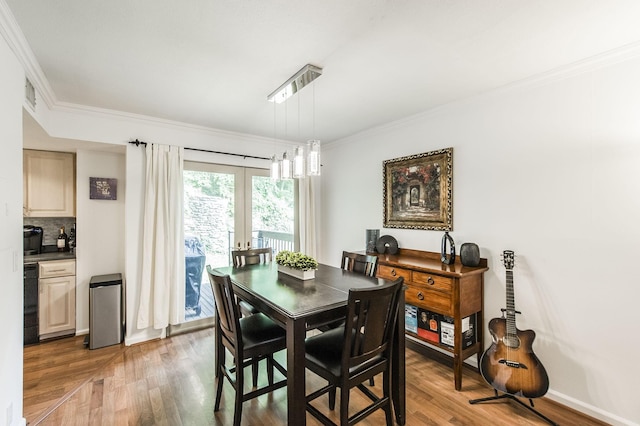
[
  {"xmin": 377, "ymin": 265, "xmax": 412, "ymax": 282},
  {"xmin": 404, "ymin": 284, "xmax": 452, "ymax": 314},
  {"xmin": 412, "ymin": 271, "xmax": 453, "ymax": 293}
]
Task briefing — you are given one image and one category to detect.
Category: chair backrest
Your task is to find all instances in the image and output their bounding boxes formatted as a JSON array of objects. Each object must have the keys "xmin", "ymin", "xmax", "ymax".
[
  {"xmin": 341, "ymin": 251, "xmax": 378, "ymax": 277},
  {"xmin": 232, "ymin": 247, "xmax": 273, "ymax": 267},
  {"xmin": 342, "ymin": 277, "xmax": 404, "ymax": 371},
  {"xmin": 206, "ymin": 265, "xmax": 241, "ymax": 350}
]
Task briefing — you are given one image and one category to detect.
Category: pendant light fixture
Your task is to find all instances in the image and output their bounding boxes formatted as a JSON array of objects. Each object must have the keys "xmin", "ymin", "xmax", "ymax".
[
  {"xmin": 281, "ymin": 151, "xmax": 292, "ymax": 179},
  {"xmin": 267, "ymin": 63, "xmax": 322, "ymax": 180},
  {"xmin": 270, "ymin": 98, "xmax": 280, "ymax": 180},
  {"xmin": 306, "ymin": 81, "xmax": 321, "ymax": 176},
  {"xmin": 293, "ymin": 145, "xmax": 306, "ymax": 178},
  {"xmin": 307, "ymin": 140, "xmax": 321, "ymax": 176},
  {"xmin": 270, "ymin": 155, "xmax": 280, "ymax": 180}
]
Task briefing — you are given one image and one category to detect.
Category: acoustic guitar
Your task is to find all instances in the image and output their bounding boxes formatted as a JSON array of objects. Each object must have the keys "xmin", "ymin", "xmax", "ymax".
[{"xmin": 479, "ymin": 250, "xmax": 549, "ymax": 398}]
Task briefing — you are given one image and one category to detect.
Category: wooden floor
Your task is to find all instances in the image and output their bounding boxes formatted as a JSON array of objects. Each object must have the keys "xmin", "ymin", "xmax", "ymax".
[{"xmin": 24, "ymin": 328, "xmax": 608, "ymax": 426}]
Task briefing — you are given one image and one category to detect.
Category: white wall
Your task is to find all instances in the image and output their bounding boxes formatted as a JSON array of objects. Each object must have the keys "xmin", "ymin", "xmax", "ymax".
[
  {"xmin": 0, "ymin": 33, "xmax": 25, "ymax": 426},
  {"xmin": 321, "ymin": 54, "xmax": 640, "ymax": 425},
  {"xmin": 75, "ymin": 150, "xmax": 126, "ymax": 334}
]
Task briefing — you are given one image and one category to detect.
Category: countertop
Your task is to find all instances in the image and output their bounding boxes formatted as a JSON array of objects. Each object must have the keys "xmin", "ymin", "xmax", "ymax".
[{"xmin": 24, "ymin": 251, "xmax": 76, "ymax": 265}]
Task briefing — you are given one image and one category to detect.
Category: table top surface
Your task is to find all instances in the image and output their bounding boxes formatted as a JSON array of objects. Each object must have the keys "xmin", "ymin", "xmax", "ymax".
[{"xmin": 213, "ymin": 263, "xmax": 391, "ymax": 320}]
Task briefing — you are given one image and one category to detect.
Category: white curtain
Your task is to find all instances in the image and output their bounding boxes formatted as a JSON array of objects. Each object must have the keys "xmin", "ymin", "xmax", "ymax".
[
  {"xmin": 298, "ymin": 176, "xmax": 318, "ymax": 258},
  {"xmin": 137, "ymin": 143, "xmax": 185, "ymax": 331}
]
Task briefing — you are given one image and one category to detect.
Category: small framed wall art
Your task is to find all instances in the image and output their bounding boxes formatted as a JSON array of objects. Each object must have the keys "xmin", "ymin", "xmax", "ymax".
[
  {"xmin": 383, "ymin": 147, "xmax": 453, "ymax": 231},
  {"xmin": 90, "ymin": 177, "xmax": 117, "ymax": 200}
]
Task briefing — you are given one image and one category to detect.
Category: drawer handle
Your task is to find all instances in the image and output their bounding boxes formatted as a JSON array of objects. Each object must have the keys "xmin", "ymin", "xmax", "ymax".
[
  {"xmin": 391, "ymin": 269, "xmax": 397, "ymax": 277},
  {"xmin": 48, "ymin": 269, "xmax": 66, "ymax": 273},
  {"xmin": 427, "ymin": 277, "xmax": 435, "ymax": 285},
  {"xmin": 417, "ymin": 292, "xmax": 424, "ymax": 301}
]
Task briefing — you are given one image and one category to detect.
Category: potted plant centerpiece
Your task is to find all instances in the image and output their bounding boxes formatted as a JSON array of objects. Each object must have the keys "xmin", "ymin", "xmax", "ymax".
[{"xmin": 275, "ymin": 250, "xmax": 318, "ymax": 280}]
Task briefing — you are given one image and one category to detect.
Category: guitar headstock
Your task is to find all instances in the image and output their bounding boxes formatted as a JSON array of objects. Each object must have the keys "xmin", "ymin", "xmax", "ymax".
[{"xmin": 502, "ymin": 250, "xmax": 515, "ymax": 270}]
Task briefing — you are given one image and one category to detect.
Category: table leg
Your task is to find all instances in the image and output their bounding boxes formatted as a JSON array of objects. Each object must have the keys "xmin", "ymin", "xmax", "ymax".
[
  {"xmin": 286, "ymin": 318, "xmax": 307, "ymax": 425},
  {"xmin": 454, "ymin": 353, "xmax": 462, "ymax": 391}
]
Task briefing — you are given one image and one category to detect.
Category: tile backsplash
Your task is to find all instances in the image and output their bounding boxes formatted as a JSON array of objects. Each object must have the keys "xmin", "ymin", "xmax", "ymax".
[{"xmin": 24, "ymin": 217, "xmax": 76, "ymax": 246}]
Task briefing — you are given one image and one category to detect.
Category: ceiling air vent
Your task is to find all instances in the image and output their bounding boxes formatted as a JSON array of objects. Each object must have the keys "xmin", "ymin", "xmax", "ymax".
[{"xmin": 25, "ymin": 78, "xmax": 36, "ymax": 109}]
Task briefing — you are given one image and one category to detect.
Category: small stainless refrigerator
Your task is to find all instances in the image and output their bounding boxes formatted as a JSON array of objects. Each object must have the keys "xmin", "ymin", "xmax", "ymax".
[{"xmin": 88, "ymin": 273, "xmax": 123, "ymax": 349}]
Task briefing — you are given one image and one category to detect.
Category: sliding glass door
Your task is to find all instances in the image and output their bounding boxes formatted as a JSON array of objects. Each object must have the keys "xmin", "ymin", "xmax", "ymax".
[{"xmin": 176, "ymin": 161, "xmax": 295, "ymax": 329}]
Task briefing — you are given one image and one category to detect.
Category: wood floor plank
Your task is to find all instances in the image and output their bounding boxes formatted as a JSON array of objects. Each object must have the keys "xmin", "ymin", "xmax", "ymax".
[{"xmin": 25, "ymin": 328, "xmax": 608, "ymax": 425}]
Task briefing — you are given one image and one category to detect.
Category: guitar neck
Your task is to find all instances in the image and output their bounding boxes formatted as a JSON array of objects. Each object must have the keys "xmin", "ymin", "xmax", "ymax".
[{"xmin": 505, "ymin": 269, "xmax": 517, "ymax": 335}]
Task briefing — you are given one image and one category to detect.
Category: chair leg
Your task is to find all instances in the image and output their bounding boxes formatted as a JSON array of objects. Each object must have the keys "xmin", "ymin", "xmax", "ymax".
[
  {"xmin": 340, "ymin": 386, "xmax": 350, "ymax": 426},
  {"xmin": 329, "ymin": 387, "xmax": 336, "ymax": 410},
  {"xmin": 214, "ymin": 349, "xmax": 226, "ymax": 411},
  {"xmin": 214, "ymin": 372, "xmax": 224, "ymax": 412},
  {"xmin": 267, "ymin": 356, "xmax": 274, "ymax": 385},
  {"xmin": 233, "ymin": 361, "xmax": 244, "ymax": 426},
  {"xmin": 369, "ymin": 377, "xmax": 375, "ymax": 386},
  {"xmin": 251, "ymin": 358, "xmax": 259, "ymax": 387},
  {"xmin": 383, "ymin": 370, "xmax": 392, "ymax": 426}
]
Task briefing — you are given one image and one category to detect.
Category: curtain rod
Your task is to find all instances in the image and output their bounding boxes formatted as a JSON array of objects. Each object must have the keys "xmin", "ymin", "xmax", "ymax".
[{"xmin": 128, "ymin": 139, "xmax": 270, "ymax": 161}]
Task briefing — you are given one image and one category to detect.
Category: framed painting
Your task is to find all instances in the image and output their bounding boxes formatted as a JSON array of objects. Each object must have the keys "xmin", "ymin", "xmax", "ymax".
[
  {"xmin": 90, "ymin": 177, "xmax": 117, "ymax": 200},
  {"xmin": 383, "ymin": 147, "xmax": 453, "ymax": 230}
]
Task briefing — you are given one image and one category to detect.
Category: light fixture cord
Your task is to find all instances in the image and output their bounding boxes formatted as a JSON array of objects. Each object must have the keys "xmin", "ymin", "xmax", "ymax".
[{"xmin": 297, "ymin": 92, "xmax": 301, "ymax": 139}]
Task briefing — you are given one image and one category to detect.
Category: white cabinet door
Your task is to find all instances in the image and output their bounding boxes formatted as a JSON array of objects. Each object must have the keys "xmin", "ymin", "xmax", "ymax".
[
  {"xmin": 39, "ymin": 275, "xmax": 76, "ymax": 337},
  {"xmin": 23, "ymin": 150, "xmax": 75, "ymax": 217}
]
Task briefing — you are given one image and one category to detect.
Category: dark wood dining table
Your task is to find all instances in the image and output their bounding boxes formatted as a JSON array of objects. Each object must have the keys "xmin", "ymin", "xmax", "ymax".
[{"xmin": 213, "ymin": 262, "xmax": 406, "ymax": 426}]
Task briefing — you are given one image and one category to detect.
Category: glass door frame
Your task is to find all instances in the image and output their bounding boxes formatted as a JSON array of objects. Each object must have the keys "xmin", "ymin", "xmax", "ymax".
[{"xmin": 169, "ymin": 161, "xmax": 296, "ymax": 335}]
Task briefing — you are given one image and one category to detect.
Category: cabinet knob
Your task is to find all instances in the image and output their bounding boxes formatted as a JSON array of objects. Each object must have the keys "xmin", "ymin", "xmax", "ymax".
[
  {"xmin": 427, "ymin": 276, "xmax": 435, "ymax": 285},
  {"xmin": 391, "ymin": 269, "xmax": 397, "ymax": 277},
  {"xmin": 417, "ymin": 292, "xmax": 424, "ymax": 301}
]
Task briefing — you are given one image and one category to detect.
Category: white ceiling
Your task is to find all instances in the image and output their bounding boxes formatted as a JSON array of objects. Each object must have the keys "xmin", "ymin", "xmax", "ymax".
[{"xmin": 7, "ymin": 0, "xmax": 640, "ymax": 145}]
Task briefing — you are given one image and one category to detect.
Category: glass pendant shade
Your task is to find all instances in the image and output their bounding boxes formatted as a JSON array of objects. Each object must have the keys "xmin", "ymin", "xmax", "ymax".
[
  {"xmin": 293, "ymin": 146, "xmax": 305, "ymax": 178},
  {"xmin": 270, "ymin": 155, "xmax": 280, "ymax": 180},
  {"xmin": 307, "ymin": 140, "xmax": 321, "ymax": 176},
  {"xmin": 281, "ymin": 151, "xmax": 292, "ymax": 179}
]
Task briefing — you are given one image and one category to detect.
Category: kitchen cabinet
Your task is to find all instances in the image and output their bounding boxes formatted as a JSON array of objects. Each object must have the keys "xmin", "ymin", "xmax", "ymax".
[
  {"xmin": 373, "ymin": 248, "xmax": 488, "ymax": 391},
  {"xmin": 23, "ymin": 149, "xmax": 75, "ymax": 217},
  {"xmin": 39, "ymin": 259, "xmax": 76, "ymax": 339}
]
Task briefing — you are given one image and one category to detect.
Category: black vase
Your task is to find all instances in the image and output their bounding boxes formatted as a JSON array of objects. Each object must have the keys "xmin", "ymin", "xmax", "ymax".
[
  {"xmin": 440, "ymin": 232, "xmax": 455, "ymax": 265},
  {"xmin": 460, "ymin": 243, "xmax": 480, "ymax": 267}
]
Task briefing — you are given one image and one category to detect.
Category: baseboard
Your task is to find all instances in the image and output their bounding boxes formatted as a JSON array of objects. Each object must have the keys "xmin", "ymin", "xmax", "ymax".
[
  {"xmin": 544, "ymin": 390, "xmax": 636, "ymax": 426},
  {"xmin": 405, "ymin": 337, "xmax": 634, "ymax": 426},
  {"xmin": 124, "ymin": 328, "xmax": 163, "ymax": 346}
]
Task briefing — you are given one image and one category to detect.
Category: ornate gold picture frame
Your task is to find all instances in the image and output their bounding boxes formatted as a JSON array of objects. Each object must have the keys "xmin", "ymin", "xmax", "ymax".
[{"xmin": 383, "ymin": 148, "xmax": 453, "ymax": 230}]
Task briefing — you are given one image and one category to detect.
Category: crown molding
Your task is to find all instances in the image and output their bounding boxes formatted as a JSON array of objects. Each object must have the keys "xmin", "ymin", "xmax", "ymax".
[
  {"xmin": 53, "ymin": 101, "xmax": 299, "ymax": 147},
  {"xmin": 0, "ymin": 0, "xmax": 57, "ymax": 108}
]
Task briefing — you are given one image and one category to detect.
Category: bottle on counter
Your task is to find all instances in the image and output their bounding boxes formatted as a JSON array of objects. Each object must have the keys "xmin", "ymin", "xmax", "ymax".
[
  {"xmin": 57, "ymin": 226, "xmax": 68, "ymax": 252},
  {"xmin": 68, "ymin": 223, "xmax": 76, "ymax": 253}
]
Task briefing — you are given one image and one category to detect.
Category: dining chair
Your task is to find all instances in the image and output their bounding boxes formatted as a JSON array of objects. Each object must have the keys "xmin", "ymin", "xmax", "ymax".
[
  {"xmin": 317, "ymin": 252, "xmax": 379, "ymax": 335},
  {"xmin": 338, "ymin": 251, "xmax": 379, "ymax": 387},
  {"xmin": 231, "ymin": 247, "xmax": 272, "ymax": 317},
  {"xmin": 206, "ymin": 265, "xmax": 287, "ymax": 426},
  {"xmin": 340, "ymin": 251, "xmax": 378, "ymax": 277},
  {"xmin": 304, "ymin": 277, "xmax": 404, "ymax": 426}
]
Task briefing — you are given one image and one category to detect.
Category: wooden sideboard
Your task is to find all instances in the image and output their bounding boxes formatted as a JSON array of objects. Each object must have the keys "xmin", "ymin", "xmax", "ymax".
[{"xmin": 372, "ymin": 248, "xmax": 488, "ymax": 391}]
